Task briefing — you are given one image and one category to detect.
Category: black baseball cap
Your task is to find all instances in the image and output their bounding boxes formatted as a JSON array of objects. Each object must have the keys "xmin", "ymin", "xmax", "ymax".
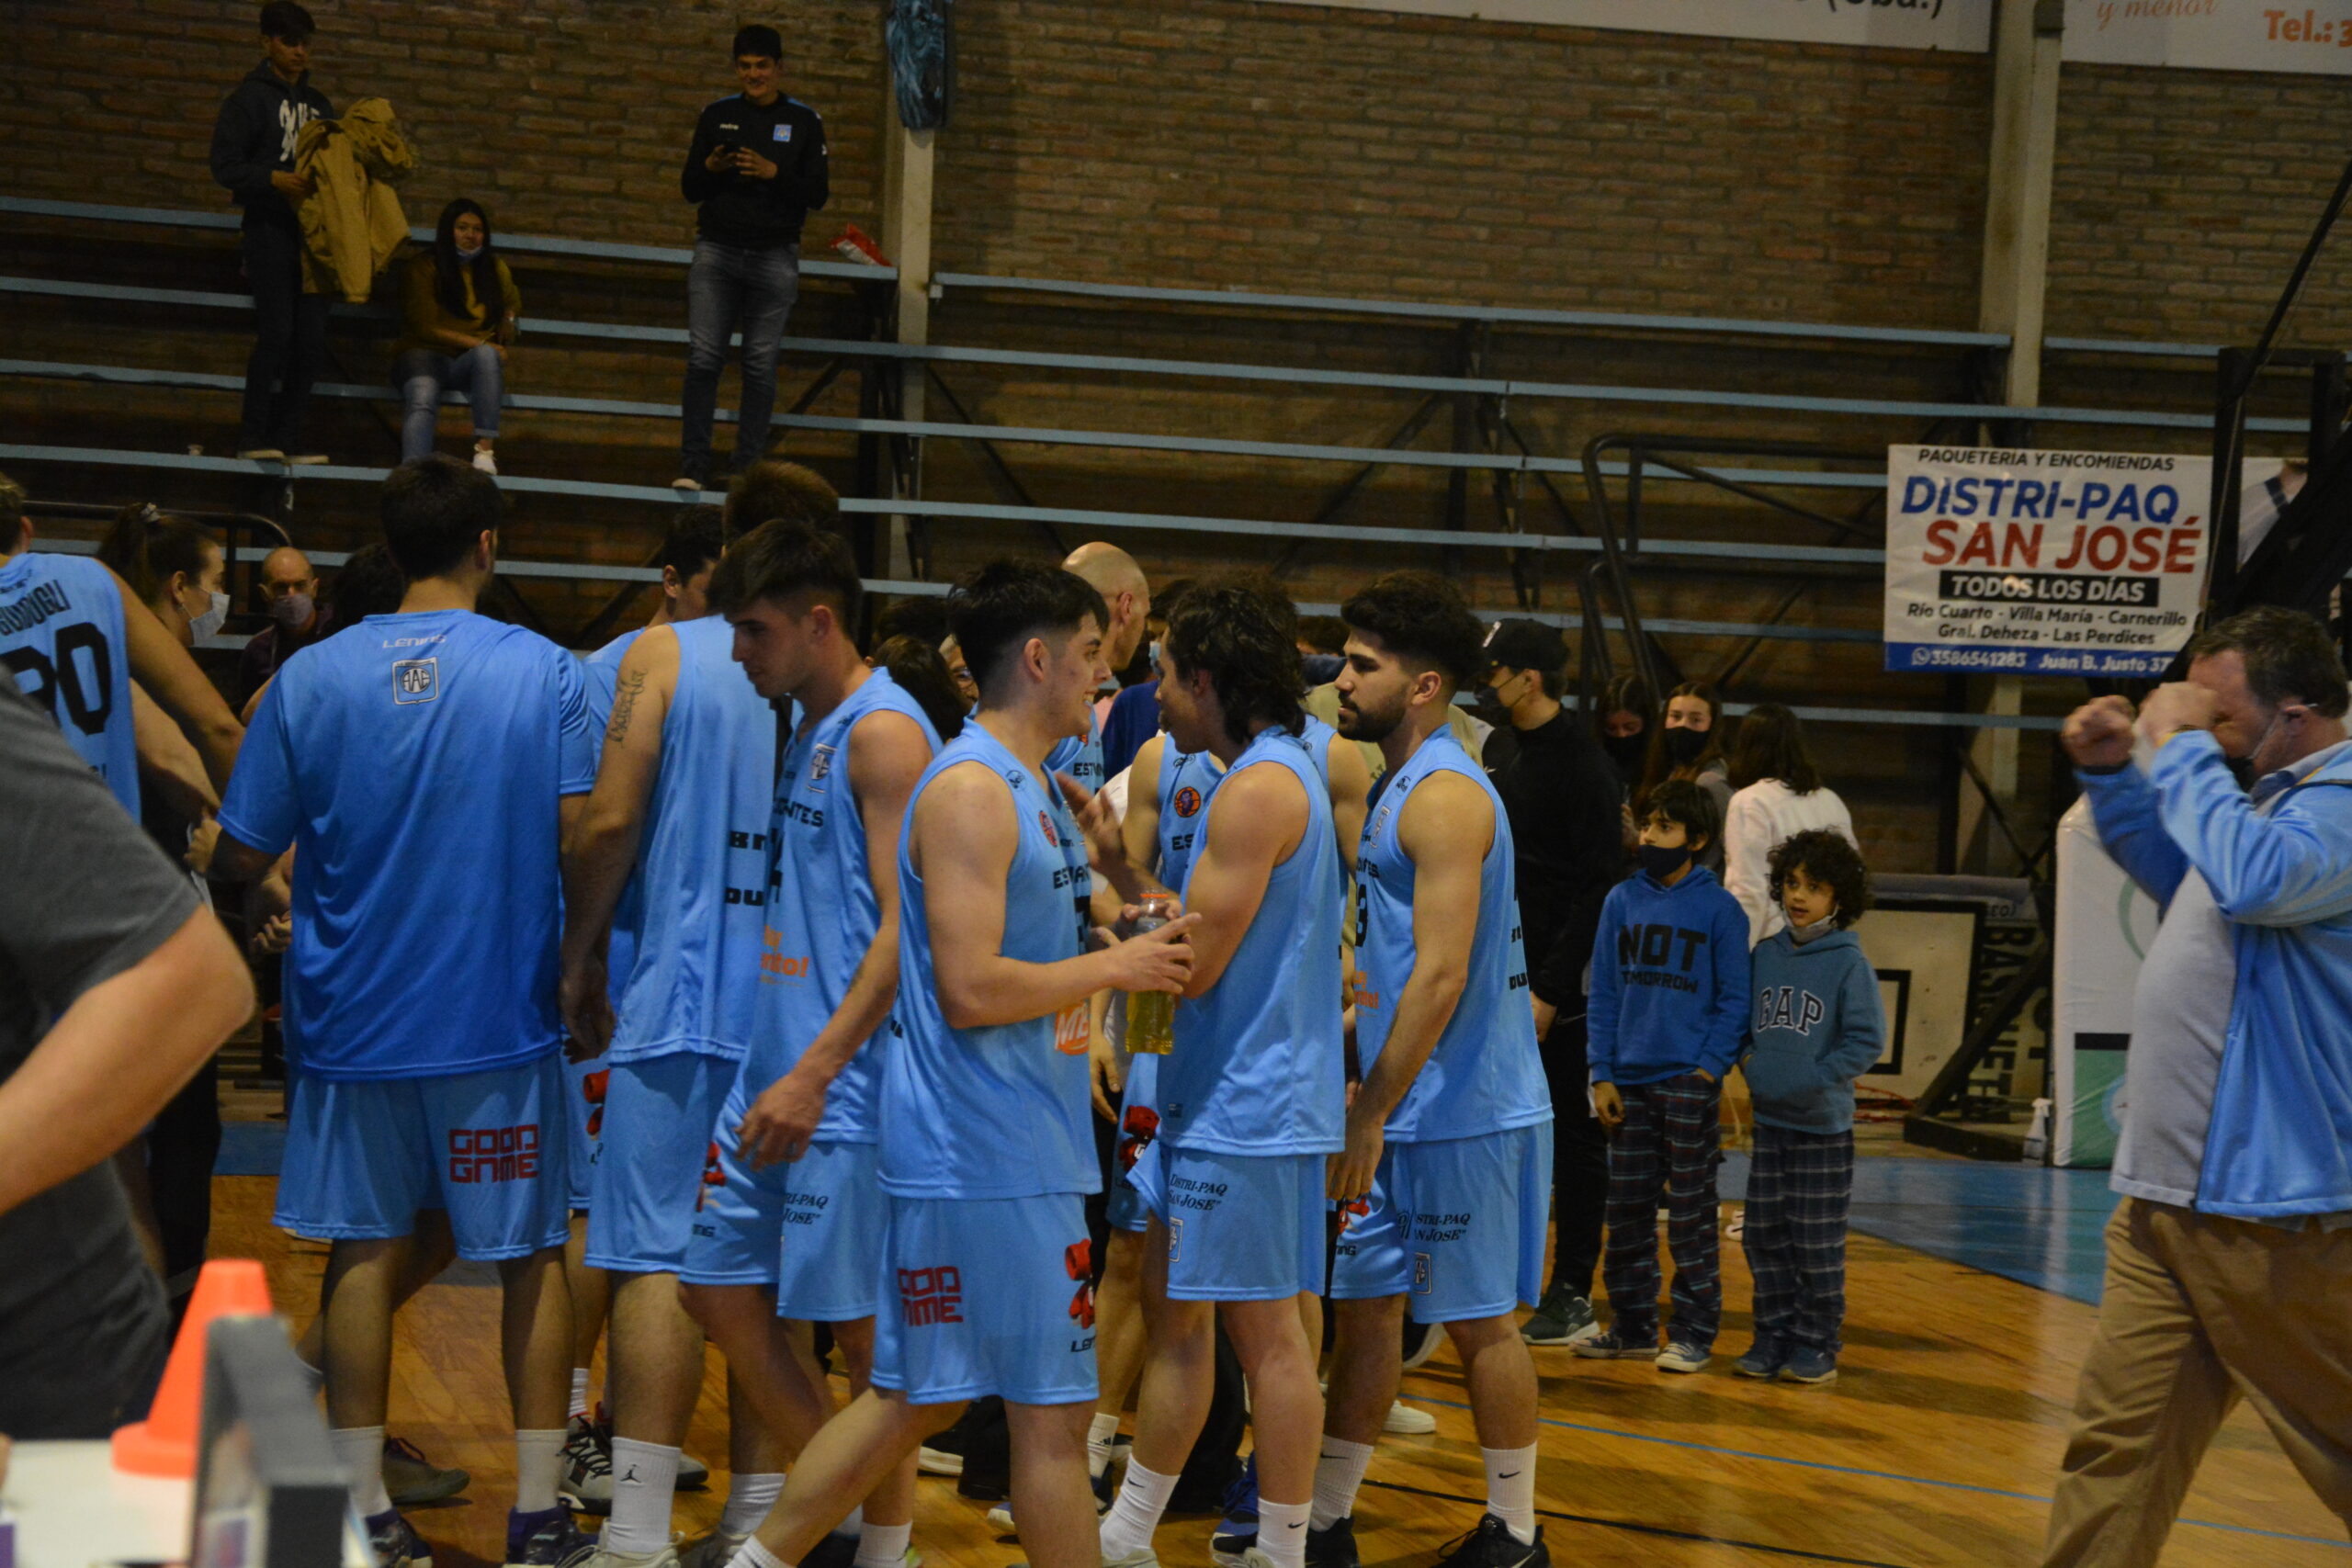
[{"xmin": 1483, "ymin": 618, "xmax": 1566, "ymax": 677}]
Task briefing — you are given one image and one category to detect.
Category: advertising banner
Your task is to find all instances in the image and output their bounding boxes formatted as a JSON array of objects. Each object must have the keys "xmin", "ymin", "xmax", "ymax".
[
  {"xmin": 1883, "ymin": 446, "xmax": 2214, "ymax": 678},
  {"xmin": 2064, "ymin": 1, "xmax": 2352, "ymax": 75},
  {"xmin": 1252, "ymin": 0, "xmax": 1992, "ymax": 51}
]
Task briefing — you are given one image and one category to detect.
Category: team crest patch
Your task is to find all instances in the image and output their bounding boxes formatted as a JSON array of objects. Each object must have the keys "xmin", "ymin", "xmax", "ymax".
[
  {"xmin": 1038, "ymin": 809, "xmax": 1059, "ymax": 849},
  {"xmin": 807, "ymin": 741, "xmax": 836, "ymax": 788},
  {"xmin": 1173, "ymin": 785, "xmax": 1204, "ymax": 818},
  {"xmin": 392, "ymin": 658, "xmax": 438, "ymax": 705}
]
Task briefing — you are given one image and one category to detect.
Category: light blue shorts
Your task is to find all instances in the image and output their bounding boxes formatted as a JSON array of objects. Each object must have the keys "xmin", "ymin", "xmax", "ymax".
[
  {"xmin": 1106, "ymin": 1062, "xmax": 1160, "ymax": 1235},
  {"xmin": 683, "ymin": 1078, "xmax": 885, "ymax": 1322},
  {"xmin": 564, "ymin": 1056, "xmax": 605, "ymax": 1212},
  {"xmin": 1131, "ymin": 1143, "xmax": 1327, "ymax": 1302},
  {"xmin": 869, "ymin": 1192, "xmax": 1099, "ymax": 1407},
  {"xmin": 1328, "ymin": 1124, "xmax": 1552, "ymax": 1324},
  {"xmin": 276, "ymin": 1055, "xmax": 571, "ymax": 1262},
  {"xmin": 582, "ymin": 1052, "xmax": 736, "ymax": 1273}
]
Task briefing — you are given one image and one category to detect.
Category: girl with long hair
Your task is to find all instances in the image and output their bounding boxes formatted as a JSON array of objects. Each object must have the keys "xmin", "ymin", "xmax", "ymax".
[
  {"xmin": 391, "ymin": 197, "xmax": 521, "ymax": 471},
  {"xmin": 1721, "ymin": 702, "xmax": 1857, "ymax": 946},
  {"xmin": 1636, "ymin": 682, "xmax": 1733, "ymax": 869}
]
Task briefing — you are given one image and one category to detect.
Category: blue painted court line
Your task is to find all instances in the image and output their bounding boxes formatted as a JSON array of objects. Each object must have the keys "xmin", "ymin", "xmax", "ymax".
[{"xmin": 1418, "ymin": 1395, "xmax": 2351, "ymax": 1550}]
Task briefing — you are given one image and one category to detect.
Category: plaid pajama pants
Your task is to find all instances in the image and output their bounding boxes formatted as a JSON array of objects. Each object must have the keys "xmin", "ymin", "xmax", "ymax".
[
  {"xmin": 1743, "ymin": 1121, "xmax": 1855, "ymax": 1354},
  {"xmin": 1600, "ymin": 1071, "xmax": 1722, "ymax": 1350}
]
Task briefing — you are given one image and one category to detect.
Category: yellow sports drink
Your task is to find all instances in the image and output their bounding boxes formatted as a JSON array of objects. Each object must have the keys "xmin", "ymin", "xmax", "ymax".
[{"xmin": 1125, "ymin": 892, "xmax": 1181, "ymax": 1054}]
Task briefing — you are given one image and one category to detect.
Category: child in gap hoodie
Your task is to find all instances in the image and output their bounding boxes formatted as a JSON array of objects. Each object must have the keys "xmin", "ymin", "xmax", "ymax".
[
  {"xmin": 1734, "ymin": 829, "xmax": 1884, "ymax": 1388},
  {"xmin": 1580, "ymin": 778, "xmax": 1750, "ymax": 1372}
]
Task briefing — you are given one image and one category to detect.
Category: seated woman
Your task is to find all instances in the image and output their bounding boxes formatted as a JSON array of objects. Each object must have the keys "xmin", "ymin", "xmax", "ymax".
[{"xmin": 392, "ymin": 197, "xmax": 520, "ymax": 472}]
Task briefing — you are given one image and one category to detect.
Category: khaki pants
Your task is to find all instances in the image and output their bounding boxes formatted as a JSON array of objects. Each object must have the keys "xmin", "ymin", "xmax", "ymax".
[{"xmin": 2044, "ymin": 1198, "xmax": 2352, "ymax": 1565}]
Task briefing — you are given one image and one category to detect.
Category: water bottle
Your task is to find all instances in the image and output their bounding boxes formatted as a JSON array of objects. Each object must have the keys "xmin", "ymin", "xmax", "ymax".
[
  {"xmin": 1124, "ymin": 892, "xmax": 1181, "ymax": 1055},
  {"xmin": 2023, "ymin": 1097, "xmax": 2052, "ymax": 1165}
]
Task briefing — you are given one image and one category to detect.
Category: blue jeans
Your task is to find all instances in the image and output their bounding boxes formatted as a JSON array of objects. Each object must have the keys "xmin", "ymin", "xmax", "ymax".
[
  {"xmin": 681, "ymin": 238, "xmax": 800, "ymax": 480},
  {"xmin": 393, "ymin": 344, "xmax": 503, "ymax": 462}
]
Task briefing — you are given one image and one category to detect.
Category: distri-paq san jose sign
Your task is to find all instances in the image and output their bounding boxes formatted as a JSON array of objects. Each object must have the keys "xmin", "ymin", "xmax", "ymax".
[
  {"xmin": 1255, "ymin": 0, "xmax": 2352, "ymax": 74},
  {"xmin": 1882, "ymin": 445, "xmax": 2213, "ymax": 678}
]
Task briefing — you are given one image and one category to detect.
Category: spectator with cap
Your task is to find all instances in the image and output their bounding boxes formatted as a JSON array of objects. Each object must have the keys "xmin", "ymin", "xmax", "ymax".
[
  {"xmin": 674, "ymin": 24, "xmax": 829, "ymax": 491},
  {"xmin": 2047, "ymin": 605, "xmax": 2352, "ymax": 1565},
  {"xmin": 238, "ymin": 546, "xmax": 330, "ymax": 709},
  {"xmin": 1473, "ymin": 619, "xmax": 1627, "ymax": 1348}
]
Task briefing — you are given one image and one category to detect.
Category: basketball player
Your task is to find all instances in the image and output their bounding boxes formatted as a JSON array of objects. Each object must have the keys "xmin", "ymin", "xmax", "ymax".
[
  {"xmin": 718, "ymin": 560, "xmax": 1196, "ymax": 1568},
  {"xmin": 679, "ymin": 519, "xmax": 943, "ymax": 1568},
  {"xmin": 212, "ymin": 457, "xmax": 591, "ymax": 1568},
  {"xmin": 1093, "ymin": 584, "xmax": 1344, "ymax": 1568},
  {"xmin": 1315, "ymin": 571, "xmax": 1553, "ymax": 1568},
  {"xmin": 0, "ymin": 474, "xmax": 243, "ymax": 806},
  {"xmin": 1045, "ymin": 541, "xmax": 1151, "ymax": 796},
  {"xmin": 556, "ymin": 512, "xmax": 784, "ymax": 1565}
]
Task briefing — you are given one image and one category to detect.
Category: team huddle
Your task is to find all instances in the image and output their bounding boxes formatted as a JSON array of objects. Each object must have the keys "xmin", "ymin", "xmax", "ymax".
[{"xmin": 4, "ymin": 454, "xmax": 1557, "ymax": 1568}]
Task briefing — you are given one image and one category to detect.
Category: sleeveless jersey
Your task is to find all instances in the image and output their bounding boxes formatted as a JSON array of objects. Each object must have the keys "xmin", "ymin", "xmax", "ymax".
[
  {"xmin": 881, "ymin": 722, "xmax": 1099, "ymax": 1199},
  {"xmin": 0, "ymin": 552, "xmax": 139, "ymax": 816},
  {"xmin": 1045, "ymin": 705, "xmax": 1105, "ymax": 798},
  {"xmin": 1354, "ymin": 729, "xmax": 1551, "ymax": 1142},
  {"xmin": 582, "ymin": 626, "xmax": 647, "ymax": 1004},
  {"xmin": 608, "ymin": 617, "xmax": 780, "ymax": 1064},
  {"xmin": 749, "ymin": 671, "xmax": 942, "ymax": 1141},
  {"xmin": 1161, "ymin": 726, "xmax": 1345, "ymax": 1155}
]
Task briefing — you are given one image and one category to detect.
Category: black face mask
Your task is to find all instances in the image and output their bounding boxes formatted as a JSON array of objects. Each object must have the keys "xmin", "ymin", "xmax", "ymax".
[
  {"xmin": 1637, "ymin": 842, "xmax": 1691, "ymax": 881},
  {"xmin": 1602, "ymin": 732, "xmax": 1646, "ymax": 779},
  {"xmin": 1470, "ymin": 687, "xmax": 1513, "ymax": 728},
  {"xmin": 1663, "ymin": 726, "xmax": 1708, "ymax": 765}
]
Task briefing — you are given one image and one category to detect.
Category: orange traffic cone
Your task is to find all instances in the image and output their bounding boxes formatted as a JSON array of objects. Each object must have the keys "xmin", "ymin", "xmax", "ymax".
[{"xmin": 112, "ymin": 1258, "xmax": 275, "ymax": 1477}]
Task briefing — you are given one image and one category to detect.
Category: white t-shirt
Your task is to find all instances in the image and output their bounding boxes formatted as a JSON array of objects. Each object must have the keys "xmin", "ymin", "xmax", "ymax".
[{"xmin": 1723, "ymin": 776, "xmax": 1857, "ymax": 947}]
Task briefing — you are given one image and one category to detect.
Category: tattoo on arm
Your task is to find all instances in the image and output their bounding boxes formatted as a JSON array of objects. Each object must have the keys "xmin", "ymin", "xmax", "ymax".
[{"xmin": 607, "ymin": 670, "xmax": 646, "ymax": 746}]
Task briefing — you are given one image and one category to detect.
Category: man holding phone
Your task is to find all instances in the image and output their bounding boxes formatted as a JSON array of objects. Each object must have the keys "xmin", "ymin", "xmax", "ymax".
[{"xmin": 676, "ymin": 24, "xmax": 830, "ymax": 493}]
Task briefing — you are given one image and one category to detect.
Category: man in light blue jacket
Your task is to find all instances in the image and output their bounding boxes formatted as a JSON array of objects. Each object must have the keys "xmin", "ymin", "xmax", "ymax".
[{"xmin": 2052, "ymin": 605, "xmax": 2352, "ymax": 1566}]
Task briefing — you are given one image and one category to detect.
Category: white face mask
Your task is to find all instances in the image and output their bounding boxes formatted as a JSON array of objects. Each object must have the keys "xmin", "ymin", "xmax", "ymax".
[
  {"xmin": 456, "ymin": 243, "xmax": 484, "ymax": 261},
  {"xmin": 189, "ymin": 589, "xmax": 230, "ymax": 641}
]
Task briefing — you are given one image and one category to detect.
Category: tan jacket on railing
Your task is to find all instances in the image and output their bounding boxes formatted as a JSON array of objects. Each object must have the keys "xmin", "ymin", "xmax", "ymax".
[{"xmin": 293, "ymin": 98, "xmax": 414, "ymax": 302}]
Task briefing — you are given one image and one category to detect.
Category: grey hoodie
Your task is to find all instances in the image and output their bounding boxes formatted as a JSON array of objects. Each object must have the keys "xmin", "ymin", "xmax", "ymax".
[{"xmin": 1742, "ymin": 925, "xmax": 1884, "ymax": 1134}]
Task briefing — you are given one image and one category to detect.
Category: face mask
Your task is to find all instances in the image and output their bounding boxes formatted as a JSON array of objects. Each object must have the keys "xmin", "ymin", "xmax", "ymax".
[
  {"xmin": 190, "ymin": 589, "xmax": 229, "ymax": 641},
  {"xmin": 1663, "ymin": 726, "xmax": 1708, "ymax": 765},
  {"xmin": 2228, "ymin": 708, "xmax": 2284, "ymax": 788},
  {"xmin": 456, "ymin": 243, "xmax": 484, "ymax": 260},
  {"xmin": 1789, "ymin": 913, "xmax": 1838, "ymax": 945},
  {"xmin": 1469, "ymin": 685, "xmax": 1513, "ymax": 728},
  {"xmin": 1637, "ymin": 842, "xmax": 1690, "ymax": 881},
  {"xmin": 1602, "ymin": 732, "xmax": 1647, "ymax": 778},
  {"xmin": 270, "ymin": 590, "xmax": 314, "ymax": 630}
]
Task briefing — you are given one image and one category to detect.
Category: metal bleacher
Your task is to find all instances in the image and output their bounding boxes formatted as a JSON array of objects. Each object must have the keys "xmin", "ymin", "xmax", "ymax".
[{"xmin": 0, "ymin": 193, "xmax": 2267, "ymax": 729}]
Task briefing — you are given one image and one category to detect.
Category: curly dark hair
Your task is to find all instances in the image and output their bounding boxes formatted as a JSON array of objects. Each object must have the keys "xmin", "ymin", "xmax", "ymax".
[
  {"xmin": 1340, "ymin": 570, "xmax": 1485, "ymax": 691},
  {"xmin": 1165, "ymin": 581, "xmax": 1306, "ymax": 749},
  {"xmin": 1767, "ymin": 829, "xmax": 1871, "ymax": 929}
]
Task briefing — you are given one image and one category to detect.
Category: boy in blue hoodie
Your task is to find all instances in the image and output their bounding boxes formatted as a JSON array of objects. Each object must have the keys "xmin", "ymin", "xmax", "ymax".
[
  {"xmin": 1735, "ymin": 829, "xmax": 1884, "ymax": 1386},
  {"xmin": 1577, "ymin": 779, "xmax": 1750, "ymax": 1372}
]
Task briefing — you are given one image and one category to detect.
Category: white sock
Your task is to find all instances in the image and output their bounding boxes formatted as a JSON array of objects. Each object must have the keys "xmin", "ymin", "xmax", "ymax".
[
  {"xmin": 331, "ymin": 1425, "xmax": 392, "ymax": 1518},
  {"xmin": 1481, "ymin": 1445, "xmax": 1538, "ymax": 1544},
  {"xmin": 515, "ymin": 1428, "xmax": 566, "ymax": 1514},
  {"xmin": 1309, "ymin": 1438, "xmax": 1375, "ymax": 1530},
  {"xmin": 854, "ymin": 1519, "xmax": 911, "ymax": 1568},
  {"xmin": 603, "ymin": 1437, "xmax": 683, "ymax": 1554},
  {"xmin": 727, "ymin": 1540, "xmax": 792, "ymax": 1568},
  {"xmin": 1098, "ymin": 1459, "xmax": 1180, "ymax": 1559},
  {"xmin": 1088, "ymin": 1411, "xmax": 1123, "ymax": 1479},
  {"xmin": 723, "ymin": 1472, "xmax": 786, "ymax": 1538},
  {"xmin": 569, "ymin": 1368, "xmax": 594, "ymax": 1422},
  {"xmin": 1259, "ymin": 1498, "xmax": 1312, "ymax": 1568}
]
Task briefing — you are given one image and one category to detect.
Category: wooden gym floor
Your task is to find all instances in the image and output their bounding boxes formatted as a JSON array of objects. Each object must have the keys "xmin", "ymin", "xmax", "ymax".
[{"xmin": 210, "ymin": 1172, "xmax": 2348, "ymax": 1568}]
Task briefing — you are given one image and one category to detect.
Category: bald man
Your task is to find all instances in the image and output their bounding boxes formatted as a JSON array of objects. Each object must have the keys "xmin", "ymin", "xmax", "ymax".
[
  {"xmin": 1049, "ymin": 542, "xmax": 1151, "ymax": 795},
  {"xmin": 237, "ymin": 545, "xmax": 327, "ymax": 707}
]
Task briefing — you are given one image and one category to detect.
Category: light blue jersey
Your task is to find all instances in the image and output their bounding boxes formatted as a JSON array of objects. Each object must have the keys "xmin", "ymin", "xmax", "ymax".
[
  {"xmin": 0, "ymin": 552, "xmax": 139, "ymax": 817},
  {"xmin": 1045, "ymin": 705, "xmax": 1105, "ymax": 798},
  {"xmin": 751, "ymin": 670, "xmax": 942, "ymax": 1139},
  {"xmin": 1353, "ymin": 729, "xmax": 1550, "ymax": 1142},
  {"xmin": 1123, "ymin": 743, "xmax": 1229, "ymax": 1122},
  {"xmin": 608, "ymin": 617, "xmax": 780, "ymax": 1064},
  {"xmin": 582, "ymin": 626, "xmax": 648, "ymax": 1001},
  {"xmin": 881, "ymin": 722, "xmax": 1099, "ymax": 1200},
  {"xmin": 1161, "ymin": 726, "xmax": 1345, "ymax": 1156},
  {"xmin": 219, "ymin": 609, "xmax": 598, "ymax": 1080},
  {"xmin": 1299, "ymin": 711, "xmax": 1339, "ymax": 787}
]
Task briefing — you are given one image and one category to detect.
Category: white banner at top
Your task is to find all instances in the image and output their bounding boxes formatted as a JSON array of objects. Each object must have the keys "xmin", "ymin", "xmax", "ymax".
[
  {"xmin": 2063, "ymin": 0, "xmax": 2352, "ymax": 73},
  {"xmin": 1251, "ymin": 0, "xmax": 1992, "ymax": 52}
]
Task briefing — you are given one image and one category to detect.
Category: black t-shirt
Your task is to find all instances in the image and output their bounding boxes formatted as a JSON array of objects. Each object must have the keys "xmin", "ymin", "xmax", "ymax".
[
  {"xmin": 681, "ymin": 92, "xmax": 830, "ymax": 249},
  {"xmin": 0, "ymin": 682, "xmax": 194, "ymax": 1435},
  {"xmin": 1487, "ymin": 707, "xmax": 1626, "ymax": 1014}
]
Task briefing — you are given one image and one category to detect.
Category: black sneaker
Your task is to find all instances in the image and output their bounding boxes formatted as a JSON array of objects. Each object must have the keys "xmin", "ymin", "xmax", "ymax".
[
  {"xmin": 384, "ymin": 1435, "xmax": 470, "ymax": 1506},
  {"xmin": 1519, "ymin": 1287, "xmax": 1598, "ymax": 1348},
  {"xmin": 364, "ymin": 1508, "xmax": 434, "ymax": 1568},
  {"xmin": 1305, "ymin": 1516, "xmax": 1358, "ymax": 1568},
  {"xmin": 803, "ymin": 1530, "xmax": 861, "ymax": 1568},
  {"xmin": 1434, "ymin": 1515, "xmax": 1547, "ymax": 1568},
  {"xmin": 503, "ymin": 1506, "xmax": 595, "ymax": 1568}
]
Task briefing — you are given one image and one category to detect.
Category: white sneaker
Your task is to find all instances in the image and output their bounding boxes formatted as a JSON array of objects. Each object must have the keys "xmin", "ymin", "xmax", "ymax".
[
  {"xmin": 677, "ymin": 1529, "xmax": 745, "ymax": 1568},
  {"xmin": 582, "ymin": 1545, "xmax": 679, "ymax": 1568},
  {"xmin": 1657, "ymin": 1341, "xmax": 1712, "ymax": 1374},
  {"xmin": 671, "ymin": 475, "xmax": 703, "ymax": 492},
  {"xmin": 472, "ymin": 448, "xmax": 499, "ymax": 476},
  {"xmin": 1383, "ymin": 1401, "xmax": 1436, "ymax": 1435}
]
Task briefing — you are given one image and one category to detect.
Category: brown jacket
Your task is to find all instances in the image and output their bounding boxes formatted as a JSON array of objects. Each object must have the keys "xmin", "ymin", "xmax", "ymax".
[{"xmin": 294, "ymin": 98, "xmax": 414, "ymax": 302}]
